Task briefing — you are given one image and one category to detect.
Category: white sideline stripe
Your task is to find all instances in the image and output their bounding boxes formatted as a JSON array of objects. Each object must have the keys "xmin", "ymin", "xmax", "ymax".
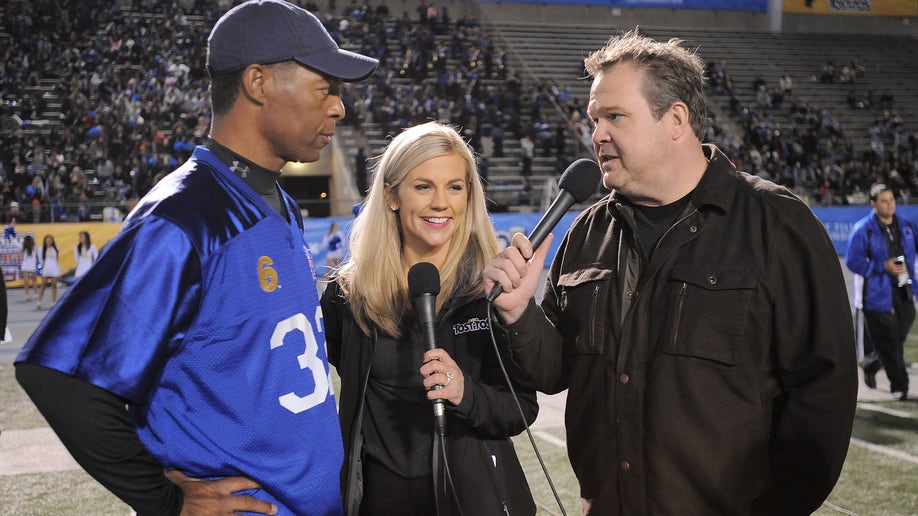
[
  {"xmin": 850, "ymin": 437, "xmax": 918, "ymax": 465},
  {"xmin": 532, "ymin": 429, "xmax": 568, "ymax": 449},
  {"xmin": 0, "ymin": 427, "xmax": 81, "ymax": 475},
  {"xmin": 858, "ymin": 402, "xmax": 912, "ymax": 419},
  {"xmin": 821, "ymin": 500, "xmax": 858, "ymax": 515}
]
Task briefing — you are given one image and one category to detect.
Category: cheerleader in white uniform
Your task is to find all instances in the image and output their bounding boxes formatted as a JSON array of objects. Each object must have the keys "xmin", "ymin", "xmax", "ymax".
[
  {"xmin": 19, "ymin": 235, "xmax": 38, "ymax": 301},
  {"xmin": 37, "ymin": 234, "xmax": 61, "ymax": 309},
  {"xmin": 74, "ymin": 231, "xmax": 99, "ymax": 278}
]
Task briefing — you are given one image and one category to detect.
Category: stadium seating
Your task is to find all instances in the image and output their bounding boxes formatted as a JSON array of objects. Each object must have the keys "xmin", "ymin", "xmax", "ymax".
[{"xmin": 1, "ymin": 3, "xmax": 915, "ymax": 217}]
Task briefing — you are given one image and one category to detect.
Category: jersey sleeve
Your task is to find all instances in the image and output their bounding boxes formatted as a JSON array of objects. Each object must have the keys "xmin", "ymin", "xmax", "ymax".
[{"xmin": 16, "ymin": 216, "xmax": 202, "ymax": 403}]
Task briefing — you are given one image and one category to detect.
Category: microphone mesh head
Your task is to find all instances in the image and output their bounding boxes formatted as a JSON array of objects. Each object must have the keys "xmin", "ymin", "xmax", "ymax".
[
  {"xmin": 558, "ymin": 159, "xmax": 602, "ymax": 203},
  {"xmin": 408, "ymin": 262, "xmax": 441, "ymax": 297}
]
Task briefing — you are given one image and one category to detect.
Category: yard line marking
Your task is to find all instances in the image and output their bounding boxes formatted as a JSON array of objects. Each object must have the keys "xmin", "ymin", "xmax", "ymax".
[
  {"xmin": 533, "ymin": 429, "xmax": 568, "ymax": 449},
  {"xmin": 850, "ymin": 437, "xmax": 918, "ymax": 464},
  {"xmin": 821, "ymin": 500, "xmax": 858, "ymax": 515},
  {"xmin": 858, "ymin": 403, "xmax": 912, "ymax": 419}
]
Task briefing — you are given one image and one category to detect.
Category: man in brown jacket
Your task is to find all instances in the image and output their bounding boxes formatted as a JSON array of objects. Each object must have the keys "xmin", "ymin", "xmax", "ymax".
[{"xmin": 485, "ymin": 30, "xmax": 857, "ymax": 515}]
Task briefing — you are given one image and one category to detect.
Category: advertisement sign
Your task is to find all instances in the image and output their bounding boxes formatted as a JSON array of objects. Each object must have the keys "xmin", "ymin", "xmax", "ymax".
[
  {"xmin": 304, "ymin": 206, "xmax": 918, "ymax": 274},
  {"xmin": 2, "ymin": 223, "xmax": 122, "ymax": 287},
  {"xmin": 812, "ymin": 205, "xmax": 918, "ymax": 255},
  {"xmin": 784, "ymin": 0, "xmax": 917, "ymax": 16},
  {"xmin": 1, "ymin": 240, "xmax": 25, "ymax": 283},
  {"xmin": 6, "ymin": 206, "xmax": 904, "ymax": 287},
  {"xmin": 477, "ymin": 0, "xmax": 768, "ymax": 12}
]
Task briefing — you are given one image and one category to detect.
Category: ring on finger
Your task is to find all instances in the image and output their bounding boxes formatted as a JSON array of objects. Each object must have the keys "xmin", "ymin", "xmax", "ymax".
[{"xmin": 444, "ymin": 371, "xmax": 455, "ymax": 387}]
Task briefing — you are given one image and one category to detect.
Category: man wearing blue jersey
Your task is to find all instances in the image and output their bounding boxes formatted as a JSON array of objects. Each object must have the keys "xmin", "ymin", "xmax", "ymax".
[{"xmin": 15, "ymin": 1, "xmax": 377, "ymax": 514}]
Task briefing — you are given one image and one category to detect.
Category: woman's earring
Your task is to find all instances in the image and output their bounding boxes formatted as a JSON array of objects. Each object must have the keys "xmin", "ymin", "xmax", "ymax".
[{"xmin": 390, "ymin": 205, "xmax": 398, "ymax": 211}]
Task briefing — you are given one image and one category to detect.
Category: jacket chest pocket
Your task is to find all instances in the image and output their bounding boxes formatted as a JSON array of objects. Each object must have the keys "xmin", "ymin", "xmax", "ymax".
[
  {"xmin": 662, "ymin": 264, "xmax": 757, "ymax": 365},
  {"xmin": 557, "ymin": 267, "xmax": 612, "ymax": 355}
]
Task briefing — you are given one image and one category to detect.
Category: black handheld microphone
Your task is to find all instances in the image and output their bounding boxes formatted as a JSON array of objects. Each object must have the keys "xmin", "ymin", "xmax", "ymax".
[
  {"xmin": 408, "ymin": 261, "xmax": 447, "ymax": 436},
  {"xmin": 487, "ymin": 158, "xmax": 601, "ymax": 303}
]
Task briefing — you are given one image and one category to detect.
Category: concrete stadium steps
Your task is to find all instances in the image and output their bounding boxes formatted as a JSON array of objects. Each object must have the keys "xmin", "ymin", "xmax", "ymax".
[
  {"xmin": 6, "ymin": 10, "xmax": 914, "ymax": 210},
  {"xmin": 333, "ymin": 18, "xmax": 584, "ymax": 209},
  {"xmin": 336, "ymin": 123, "xmax": 563, "ymax": 210},
  {"xmin": 493, "ymin": 22, "xmax": 918, "ymax": 157}
]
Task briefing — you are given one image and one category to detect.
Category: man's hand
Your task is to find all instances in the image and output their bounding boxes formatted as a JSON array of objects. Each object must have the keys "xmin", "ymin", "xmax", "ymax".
[
  {"xmin": 483, "ymin": 232, "xmax": 553, "ymax": 324},
  {"xmin": 884, "ymin": 256, "xmax": 907, "ymax": 276},
  {"xmin": 165, "ymin": 469, "xmax": 278, "ymax": 515}
]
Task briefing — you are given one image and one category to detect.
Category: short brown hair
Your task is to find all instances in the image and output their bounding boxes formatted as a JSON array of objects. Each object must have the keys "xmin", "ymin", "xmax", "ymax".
[{"xmin": 584, "ymin": 29, "xmax": 708, "ymax": 141}]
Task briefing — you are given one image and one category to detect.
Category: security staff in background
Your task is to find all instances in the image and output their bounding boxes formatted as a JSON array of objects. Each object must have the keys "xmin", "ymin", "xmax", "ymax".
[{"xmin": 846, "ymin": 183, "xmax": 914, "ymax": 401}]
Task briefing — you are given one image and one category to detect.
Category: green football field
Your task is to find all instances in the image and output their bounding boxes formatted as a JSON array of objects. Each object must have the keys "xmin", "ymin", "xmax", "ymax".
[{"xmin": 2, "ymin": 346, "xmax": 916, "ymax": 515}]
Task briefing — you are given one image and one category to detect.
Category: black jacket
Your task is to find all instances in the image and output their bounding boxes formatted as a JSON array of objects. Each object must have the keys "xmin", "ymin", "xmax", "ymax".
[
  {"xmin": 322, "ymin": 281, "xmax": 538, "ymax": 515},
  {"xmin": 502, "ymin": 145, "xmax": 857, "ymax": 515}
]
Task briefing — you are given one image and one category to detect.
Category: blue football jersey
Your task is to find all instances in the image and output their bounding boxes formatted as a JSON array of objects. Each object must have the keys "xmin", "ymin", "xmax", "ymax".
[{"xmin": 17, "ymin": 147, "xmax": 344, "ymax": 515}]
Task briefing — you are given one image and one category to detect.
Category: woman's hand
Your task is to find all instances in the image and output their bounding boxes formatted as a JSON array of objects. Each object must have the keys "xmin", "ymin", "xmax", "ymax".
[{"xmin": 420, "ymin": 348, "xmax": 465, "ymax": 406}]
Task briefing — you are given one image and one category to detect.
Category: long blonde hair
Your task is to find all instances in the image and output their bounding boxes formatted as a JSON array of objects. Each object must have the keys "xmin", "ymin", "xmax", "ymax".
[{"xmin": 335, "ymin": 121, "xmax": 499, "ymax": 337}]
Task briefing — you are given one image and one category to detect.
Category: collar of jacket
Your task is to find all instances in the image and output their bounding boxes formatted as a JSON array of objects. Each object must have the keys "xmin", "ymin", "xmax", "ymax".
[{"xmin": 604, "ymin": 143, "xmax": 737, "ymax": 219}]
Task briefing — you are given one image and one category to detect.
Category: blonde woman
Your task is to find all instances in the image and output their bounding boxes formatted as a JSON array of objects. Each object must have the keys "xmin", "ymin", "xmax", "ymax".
[{"xmin": 322, "ymin": 122, "xmax": 536, "ymax": 515}]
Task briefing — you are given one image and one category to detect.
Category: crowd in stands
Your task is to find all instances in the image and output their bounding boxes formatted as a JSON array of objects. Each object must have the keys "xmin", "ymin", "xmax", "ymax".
[
  {"xmin": 707, "ymin": 60, "xmax": 917, "ymax": 206},
  {"xmin": 1, "ymin": 0, "xmax": 216, "ymax": 223},
  {"xmin": 1, "ymin": 0, "xmax": 559, "ymax": 221},
  {"xmin": 2, "ymin": 0, "xmax": 916, "ymax": 224}
]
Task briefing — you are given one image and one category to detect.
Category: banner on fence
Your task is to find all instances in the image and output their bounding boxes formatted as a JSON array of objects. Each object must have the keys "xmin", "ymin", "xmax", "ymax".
[
  {"xmin": 476, "ymin": 0, "xmax": 767, "ymax": 12},
  {"xmin": 304, "ymin": 206, "xmax": 918, "ymax": 273},
  {"xmin": 784, "ymin": 0, "xmax": 917, "ymax": 16},
  {"xmin": 7, "ymin": 206, "xmax": 911, "ymax": 287}
]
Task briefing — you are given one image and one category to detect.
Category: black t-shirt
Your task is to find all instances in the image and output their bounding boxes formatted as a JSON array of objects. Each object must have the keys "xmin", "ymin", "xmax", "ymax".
[
  {"xmin": 632, "ymin": 194, "xmax": 692, "ymax": 257},
  {"xmin": 882, "ymin": 218, "xmax": 910, "ymax": 293},
  {"xmin": 361, "ymin": 327, "xmax": 434, "ymax": 478}
]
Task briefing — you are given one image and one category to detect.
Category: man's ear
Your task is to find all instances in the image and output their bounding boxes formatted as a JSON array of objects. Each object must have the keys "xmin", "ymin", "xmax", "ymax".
[
  {"xmin": 668, "ymin": 101, "xmax": 691, "ymax": 140},
  {"xmin": 240, "ymin": 64, "xmax": 268, "ymax": 105}
]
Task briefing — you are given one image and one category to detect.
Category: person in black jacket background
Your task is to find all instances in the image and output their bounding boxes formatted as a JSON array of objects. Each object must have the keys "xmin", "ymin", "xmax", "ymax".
[{"xmin": 322, "ymin": 121, "xmax": 537, "ymax": 515}]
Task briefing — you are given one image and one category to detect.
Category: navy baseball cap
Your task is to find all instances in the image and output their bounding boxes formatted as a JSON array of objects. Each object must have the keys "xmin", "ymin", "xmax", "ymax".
[{"xmin": 207, "ymin": 0, "xmax": 378, "ymax": 82}]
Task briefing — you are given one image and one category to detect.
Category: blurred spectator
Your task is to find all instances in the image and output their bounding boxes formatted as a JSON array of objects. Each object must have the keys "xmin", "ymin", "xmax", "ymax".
[
  {"xmin": 779, "ymin": 74, "xmax": 793, "ymax": 96},
  {"xmin": 3, "ymin": 201, "xmax": 22, "ymax": 223},
  {"xmin": 520, "ymin": 134, "xmax": 534, "ymax": 177},
  {"xmin": 3, "ymin": 218, "xmax": 18, "ymax": 243},
  {"xmin": 478, "ymin": 155, "xmax": 490, "ymax": 184},
  {"xmin": 354, "ymin": 147, "xmax": 368, "ymax": 196},
  {"xmin": 517, "ymin": 177, "xmax": 532, "ymax": 208}
]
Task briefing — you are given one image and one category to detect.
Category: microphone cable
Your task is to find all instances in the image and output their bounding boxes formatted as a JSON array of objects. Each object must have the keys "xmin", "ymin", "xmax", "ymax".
[
  {"xmin": 432, "ymin": 431, "xmax": 465, "ymax": 516},
  {"xmin": 486, "ymin": 301, "xmax": 568, "ymax": 516}
]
